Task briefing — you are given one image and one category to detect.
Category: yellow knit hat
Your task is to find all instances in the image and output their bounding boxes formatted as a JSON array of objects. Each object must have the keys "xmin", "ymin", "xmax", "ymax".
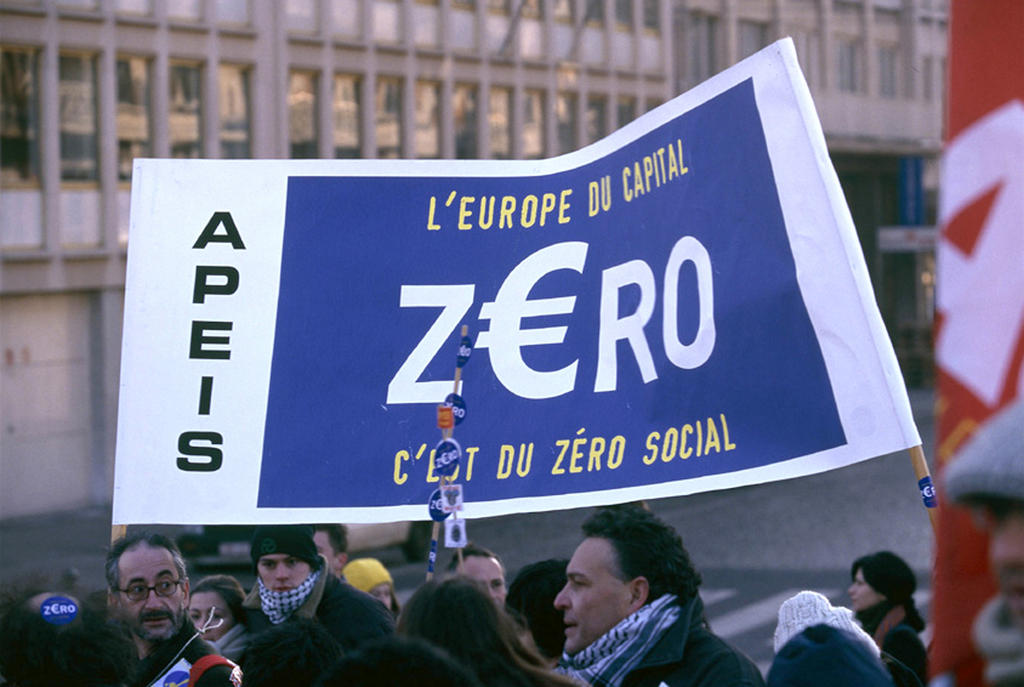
[{"xmin": 343, "ymin": 557, "xmax": 393, "ymax": 593}]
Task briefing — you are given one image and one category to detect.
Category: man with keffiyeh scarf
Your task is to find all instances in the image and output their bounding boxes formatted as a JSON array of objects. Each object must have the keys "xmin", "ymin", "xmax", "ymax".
[
  {"xmin": 242, "ymin": 525, "xmax": 394, "ymax": 652},
  {"xmin": 554, "ymin": 506, "xmax": 764, "ymax": 687}
]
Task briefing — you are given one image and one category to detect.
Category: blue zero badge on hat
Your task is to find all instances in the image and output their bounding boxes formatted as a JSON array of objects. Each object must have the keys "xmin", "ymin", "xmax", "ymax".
[
  {"xmin": 434, "ymin": 437, "xmax": 461, "ymax": 476},
  {"xmin": 444, "ymin": 393, "xmax": 467, "ymax": 425},
  {"xmin": 40, "ymin": 596, "xmax": 78, "ymax": 625},
  {"xmin": 428, "ymin": 488, "xmax": 452, "ymax": 522}
]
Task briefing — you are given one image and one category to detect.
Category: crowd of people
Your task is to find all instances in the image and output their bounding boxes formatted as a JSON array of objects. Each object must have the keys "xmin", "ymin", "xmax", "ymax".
[{"xmin": 0, "ymin": 399, "xmax": 1020, "ymax": 686}]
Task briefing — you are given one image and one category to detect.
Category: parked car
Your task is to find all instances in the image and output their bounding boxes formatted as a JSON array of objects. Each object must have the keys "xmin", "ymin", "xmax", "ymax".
[{"xmin": 176, "ymin": 521, "xmax": 433, "ymax": 569}]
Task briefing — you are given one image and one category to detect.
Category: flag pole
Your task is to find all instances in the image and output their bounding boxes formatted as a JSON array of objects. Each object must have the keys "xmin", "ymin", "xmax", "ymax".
[
  {"xmin": 908, "ymin": 445, "xmax": 938, "ymax": 534},
  {"xmin": 426, "ymin": 325, "xmax": 470, "ymax": 581}
]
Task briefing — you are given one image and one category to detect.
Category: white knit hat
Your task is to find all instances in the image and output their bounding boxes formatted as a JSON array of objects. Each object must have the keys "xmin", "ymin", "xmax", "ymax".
[{"xmin": 773, "ymin": 590, "xmax": 880, "ymax": 655}]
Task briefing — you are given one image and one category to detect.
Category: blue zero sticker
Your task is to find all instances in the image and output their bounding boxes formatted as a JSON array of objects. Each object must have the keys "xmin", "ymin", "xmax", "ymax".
[
  {"xmin": 456, "ymin": 335, "xmax": 473, "ymax": 368},
  {"xmin": 428, "ymin": 488, "xmax": 451, "ymax": 522},
  {"xmin": 918, "ymin": 476, "xmax": 937, "ymax": 508},
  {"xmin": 444, "ymin": 393, "xmax": 467, "ymax": 425},
  {"xmin": 434, "ymin": 438, "xmax": 461, "ymax": 476},
  {"xmin": 40, "ymin": 596, "xmax": 78, "ymax": 625}
]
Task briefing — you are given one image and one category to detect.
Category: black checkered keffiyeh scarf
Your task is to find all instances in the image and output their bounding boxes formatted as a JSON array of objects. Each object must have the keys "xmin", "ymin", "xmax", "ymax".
[
  {"xmin": 257, "ymin": 569, "xmax": 320, "ymax": 624},
  {"xmin": 557, "ymin": 594, "xmax": 680, "ymax": 687}
]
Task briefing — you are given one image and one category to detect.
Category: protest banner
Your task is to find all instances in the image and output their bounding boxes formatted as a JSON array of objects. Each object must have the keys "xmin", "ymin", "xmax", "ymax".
[
  {"xmin": 930, "ymin": 1, "xmax": 1024, "ymax": 683},
  {"xmin": 112, "ymin": 39, "xmax": 921, "ymax": 525}
]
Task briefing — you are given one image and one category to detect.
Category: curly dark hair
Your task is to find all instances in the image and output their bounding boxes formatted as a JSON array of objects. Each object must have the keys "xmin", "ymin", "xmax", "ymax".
[
  {"xmin": 581, "ymin": 505, "xmax": 702, "ymax": 603},
  {"xmin": 243, "ymin": 617, "xmax": 343, "ymax": 687},
  {"xmin": 105, "ymin": 531, "xmax": 187, "ymax": 591}
]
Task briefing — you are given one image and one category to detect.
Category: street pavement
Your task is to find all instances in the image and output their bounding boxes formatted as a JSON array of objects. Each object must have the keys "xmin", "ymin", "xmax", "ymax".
[{"xmin": 0, "ymin": 388, "xmax": 938, "ymax": 676}]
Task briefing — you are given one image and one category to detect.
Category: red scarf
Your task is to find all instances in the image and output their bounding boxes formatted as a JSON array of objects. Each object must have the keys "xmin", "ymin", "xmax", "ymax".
[{"xmin": 873, "ymin": 604, "xmax": 907, "ymax": 647}]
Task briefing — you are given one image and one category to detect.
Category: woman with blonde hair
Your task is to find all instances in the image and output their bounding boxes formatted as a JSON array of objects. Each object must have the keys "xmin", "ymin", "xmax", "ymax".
[{"xmin": 344, "ymin": 558, "xmax": 400, "ymax": 617}]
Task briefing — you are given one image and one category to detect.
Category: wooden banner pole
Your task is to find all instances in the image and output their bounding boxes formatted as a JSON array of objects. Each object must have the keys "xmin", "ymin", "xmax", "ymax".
[
  {"xmin": 908, "ymin": 444, "xmax": 938, "ymax": 534},
  {"xmin": 111, "ymin": 524, "xmax": 126, "ymax": 544}
]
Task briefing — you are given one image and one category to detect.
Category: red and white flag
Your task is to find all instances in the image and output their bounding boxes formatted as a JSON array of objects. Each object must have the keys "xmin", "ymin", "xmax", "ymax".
[{"xmin": 932, "ymin": 1, "xmax": 1024, "ymax": 683}]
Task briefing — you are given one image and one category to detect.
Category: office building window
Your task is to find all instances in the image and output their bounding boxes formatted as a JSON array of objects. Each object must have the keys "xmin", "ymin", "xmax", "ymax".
[
  {"xmin": 553, "ymin": 0, "xmax": 573, "ymax": 22},
  {"xmin": 288, "ymin": 71, "xmax": 318, "ymax": 158},
  {"xmin": 415, "ymin": 81, "xmax": 440, "ymax": 159},
  {"xmin": 687, "ymin": 12, "xmax": 717, "ymax": 85},
  {"xmin": 489, "ymin": 87, "xmax": 512, "ymax": 159},
  {"xmin": 584, "ymin": 0, "xmax": 604, "ymax": 25},
  {"xmin": 792, "ymin": 31, "xmax": 820, "ymax": 89},
  {"xmin": 453, "ymin": 84, "xmax": 478, "ymax": 159},
  {"xmin": 586, "ymin": 95, "xmax": 607, "ymax": 144},
  {"xmin": 116, "ymin": 0, "xmax": 153, "ymax": 14},
  {"xmin": 169, "ymin": 63, "xmax": 202, "ymax": 158},
  {"xmin": 922, "ymin": 55, "xmax": 934, "ymax": 101},
  {"xmin": 334, "ymin": 74, "xmax": 361, "ymax": 158},
  {"xmin": 837, "ymin": 38, "xmax": 862, "ymax": 93},
  {"xmin": 59, "ymin": 54, "xmax": 99, "ymax": 181},
  {"xmin": 879, "ymin": 45, "xmax": 898, "ymax": 98},
  {"xmin": 616, "ymin": 96, "xmax": 635, "ymax": 128},
  {"xmin": 116, "ymin": 56, "xmax": 150, "ymax": 180},
  {"xmin": 644, "ymin": 97, "xmax": 662, "ymax": 112},
  {"xmin": 738, "ymin": 20, "xmax": 767, "ymax": 60},
  {"xmin": 642, "ymin": 0, "xmax": 658, "ymax": 31},
  {"xmin": 219, "ymin": 64, "xmax": 250, "ymax": 158},
  {"xmin": 167, "ymin": 0, "xmax": 202, "ymax": 20},
  {"xmin": 488, "ymin": 0, "xmax": 510, "ymax": 13},
  {"xmin": 286, "ymin": 0, "xmax": 319, "ymax": 32},
  {"xmin": 522, "ymin": 0, "xmax": 543, "ymax": 18},
  {"xmin": 523, "ymin": 88, "xmax": 545, "ymax": 159},
  {"xmin": 330, "ymin": 0, "xmax": 362, "ymax": 36},
  {"xmin": 58, "ymin": 0, "xmax": 98, "ymax": 8},
  {"xmin": 216, "ymin": 0, "xmax": 249, "ymax": 24},
  {"xmin": 1, "ymin": 48, "xmax": 40, "ymax": 187},
  {"xmin": 614, "ymin": 0, "xmax": 632, "ymax": 28},
  {"xmin": 376, "ymin": 77, "xmax": 402, "ymax": 158},
  {"xmin": 556, "ymin": 92, "xmax": 577, "ymax": 155}
]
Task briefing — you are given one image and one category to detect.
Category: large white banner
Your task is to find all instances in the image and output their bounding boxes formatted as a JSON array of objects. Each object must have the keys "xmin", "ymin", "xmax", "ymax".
[{"xmin": 113, "ymin": 39, "xmax": 919, "ymax": 525}]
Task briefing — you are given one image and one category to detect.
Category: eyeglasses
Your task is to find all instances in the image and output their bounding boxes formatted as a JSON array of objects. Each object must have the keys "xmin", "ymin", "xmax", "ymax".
[{"xmin": 118, "ymin": 579, "xmax": 183, "ymax": 602}]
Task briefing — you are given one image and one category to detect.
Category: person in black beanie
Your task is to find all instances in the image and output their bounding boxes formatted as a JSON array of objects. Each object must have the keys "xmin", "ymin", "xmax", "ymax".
[
  {"xmin": 241, "ymin": 524, "xmax": 394, "ymax": 652},
  {"xmin": 848, "ymin": 551, "xmax": 927, "ymax": 685}
]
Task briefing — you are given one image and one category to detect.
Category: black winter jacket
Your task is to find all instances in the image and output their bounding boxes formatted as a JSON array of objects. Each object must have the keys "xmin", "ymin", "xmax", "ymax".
[
  {"xmin": 243, "ymin": 567, "xmax": 394, "ymax": 652},
  {"xmin": 128, "ymin": 619, "xmax": 238, "ymax": 687},
  {"xmin": 622, "ymin": 595, "xmax": 765, "ymax": 687}
]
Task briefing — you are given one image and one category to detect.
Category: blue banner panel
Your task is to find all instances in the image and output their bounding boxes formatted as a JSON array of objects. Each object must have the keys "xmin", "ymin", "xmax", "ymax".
[{"xmin": 258, "ymin": 80, "xmax": 846, "ymax": 509}]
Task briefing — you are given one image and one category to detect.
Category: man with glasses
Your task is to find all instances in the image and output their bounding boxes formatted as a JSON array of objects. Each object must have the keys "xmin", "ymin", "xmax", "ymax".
[
  {"xmin": 945, "ymin": 400, "xmax": 1024, "ymax": 686},
  {"xmin": 107, "ymin": 531, "xmax": 241, "ymax": 686}
]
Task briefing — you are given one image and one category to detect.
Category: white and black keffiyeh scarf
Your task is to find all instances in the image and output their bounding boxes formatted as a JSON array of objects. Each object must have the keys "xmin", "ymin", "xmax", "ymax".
[
  {"xmin": 557, "ymin": 594, "xmax": 681, "ymax": 687},
  {"xmin": 257, "ymin": 569, "xmax": 320, "ymax": 624}
]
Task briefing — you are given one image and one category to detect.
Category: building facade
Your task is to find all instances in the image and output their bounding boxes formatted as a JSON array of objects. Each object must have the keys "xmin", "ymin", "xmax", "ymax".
[{"xmin": 0, "ymin": 0, "xmax": 944, "ymax": 518}]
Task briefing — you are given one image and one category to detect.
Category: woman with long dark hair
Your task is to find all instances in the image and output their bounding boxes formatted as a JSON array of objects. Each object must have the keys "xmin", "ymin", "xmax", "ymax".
[
  {"xmin": 848, "ymin": 551, "xmax": 927, "ymax": 685},
  {"xmin": 189, "ymin": 574, "xmax": 250, "ymax": 663},
  {"xmin": 399, "ymin": 577, "xmax": 577, "ymax": 687}
]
